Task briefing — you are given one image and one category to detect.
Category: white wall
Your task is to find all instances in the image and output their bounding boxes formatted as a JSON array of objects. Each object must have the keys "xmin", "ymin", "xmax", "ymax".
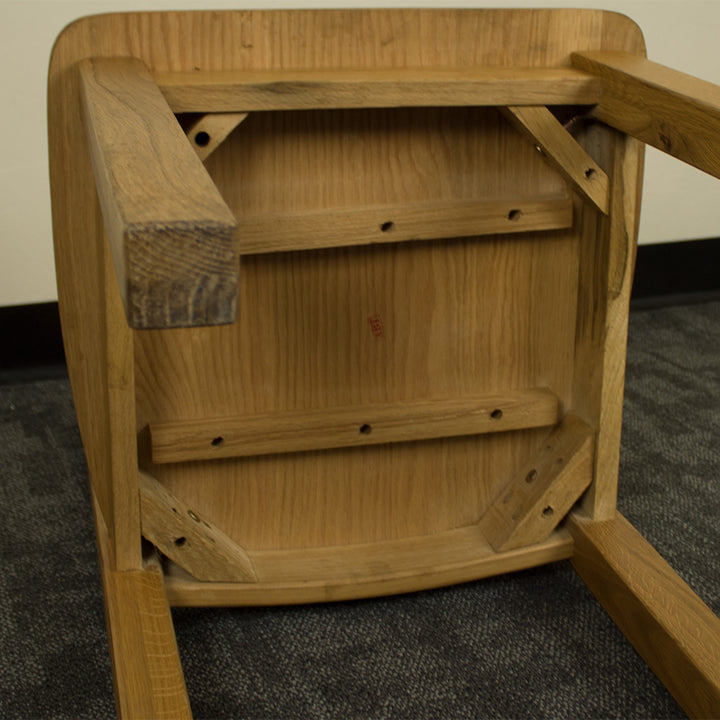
[{"xmin": 2, "ymin": 0, "xmax": 719, "ymax": 307}]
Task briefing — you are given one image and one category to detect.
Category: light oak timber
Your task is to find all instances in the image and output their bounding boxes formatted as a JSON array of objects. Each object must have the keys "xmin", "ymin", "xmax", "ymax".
[
  {"xmin": 150, "ymin": 389, "xmax": 560, "ymax": 464},
  {"xmin": 156, "ymin": 67, "xmax": 602, "ymax": 113},
  {"xmin": 163, "ymin": 526, "xmax": 574, "ymax": 606},
  {"xmin": 569, "ymin": 511, "xmax": 720, "ymax": 719},
  {"xmin": 187, "ymin": 112, "xmax": 249, "ymax": 162},
  {"xmin": 48, "ymin": 8, "xmax": 663, "ymax": 715},
  {"xmin": 479, "ymin": 413, "xmax": 594, "ymax": 552},
  {"xmin": 572, "ymin": 128, "xmax": 643, "ymax": 519},
  {"xmin": 572, "ymin": 51, "xmax": 720, "ymax": 180},
  {"xmin": 101, "ymin": 227, "xmax": 143, "ymax": 570},
  {"xmin": 93, "ymin": 492, "xmax": 192, "ymax": 719},
  {"xmin": 501, "ymin": 105, "xmax": 610, "ymax": 214},
  {"xmin": 235, "ymin": 196, "xmax": 573, "ymax": 255},
  {"xmin": 79, "ymin": 57, "xmax": 239, "ymax": 329},
  {"xmin": 139, "ymin": 471, "xmax": 257, "ymax": 582}
]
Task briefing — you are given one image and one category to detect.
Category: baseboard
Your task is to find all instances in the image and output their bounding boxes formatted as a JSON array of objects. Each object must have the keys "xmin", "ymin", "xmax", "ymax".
[
  {"xmin": 631, "ymin": 237, "xmax": 720, "ymax": 309},
  {"xmin": 1, "ymin": 238, "xmax": 719, "ymax": 380},
  {"xmin": 0, "ymin": 302, "xmax": 67, "ymax": 383}
]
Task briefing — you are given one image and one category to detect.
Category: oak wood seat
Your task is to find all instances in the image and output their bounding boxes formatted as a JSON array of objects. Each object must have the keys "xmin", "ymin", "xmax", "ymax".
[{"xmin": 48, "ymin": 9, "xmax": 720, "ymax": 718}]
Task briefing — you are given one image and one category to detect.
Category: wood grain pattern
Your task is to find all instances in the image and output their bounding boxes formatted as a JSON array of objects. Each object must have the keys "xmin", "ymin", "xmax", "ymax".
[
  {"xmin": 570, "ymin": 511, "xmax": 720, "ymax": 719},
  {"xmin": 479, "ymin": 413, "xmax": 594, "ymax": 551},
  {"xmin": 502, "ymin": 105, "xmax": 610, "ymax": 214},
  {"xmin": 49, "ymin": 9, "xmax": 642, "ymax": 580},
  {"xmin": 94, "ymin": 493, "xmax": 191, "ymax": 719},
  {"xmin": 234, "ymin": 196, "xmax": 572, "ymax": 254},
  {"xmin": 101, "ymin": 230, "xmax": 142, "ymax": 570},
  {"xmin": 79, "ymin": 57, "xmax": 239, "ymax": 329},
  {"xmin": 150, "ymin": 390, "xmax": 560, "ymax": 464},
  {"xmin": 572, "ymin": 127, "xmax": 644, "ymax": 519},
  {"xmin": 50, "ymin": 8, "xmax": 646, "ymax": 554},
  {"xmin": 156, "ymin": 66, "xmax": 602, "ymax": 112},
  {"xmin": 163, "ymin": 526, "xmax": 574, "ymax": 607},
  {"xmin": 139, "ymin": 471, "xmax": 257, "ymax": 582},
  {"xmin": 572, "ymin": 51, "xmax": 720, "ymax": 180}
]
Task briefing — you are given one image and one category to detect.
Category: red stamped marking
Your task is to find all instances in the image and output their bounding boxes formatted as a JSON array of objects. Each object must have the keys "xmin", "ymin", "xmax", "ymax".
[{"xmin": 368, "ymin": 314, "xmax": 385, "ymax": 339}]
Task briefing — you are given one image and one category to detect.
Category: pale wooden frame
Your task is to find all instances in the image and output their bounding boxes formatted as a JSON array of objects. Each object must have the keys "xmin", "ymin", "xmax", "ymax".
[{"xmin": 48, "ymin": 10, "xmax": 720, "ymax": 718}]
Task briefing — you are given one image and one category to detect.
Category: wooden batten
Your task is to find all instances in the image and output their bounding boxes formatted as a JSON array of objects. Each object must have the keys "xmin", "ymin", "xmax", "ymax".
[
  {"xmin": 501, "ymin": 105, "xmax": 610, "ymax": 214},
  {"xmin": 139, "ymin": 471, "xmax": 257, "ymax": 582},
  {"xmin": 479, "ymin": 413, "xmax": 595, "ymax": 552},
  {"xmin": 234, "ymin": 196, "xmax": 573, "ymax": 255},
  {"xmin": 572, "ymin": 51, "xmax": 720, "ymax": 181},
  {"xmin": 79, "ymin": 57, "xmax": 239, "ymax": 329},
  {"xmin": 156, "ymin": 66, "xmax": 602, "ymax": 113},
  {"xmin": 162, "ymin": 526, "xmax": 574, "ymax": 607},
  {"xmin": 149, "ymin": 389, "xmax": 560, "ymax": 464},
  {"xmin": 186, "ymin": 112, "xmax": 249, "ymax": 161}
]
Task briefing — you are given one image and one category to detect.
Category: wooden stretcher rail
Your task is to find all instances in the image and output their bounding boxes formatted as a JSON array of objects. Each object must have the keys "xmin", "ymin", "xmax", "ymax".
[
  {"xmin": 155, "ymin": 66, "xmax": 602, "ymax": 113},
  {"xmin": 236, "ymin": 195, "xmax": 573, "ymax": 255},
  {"xmin": 79, "ymin": 56, "xmax": 239, "ymax": 330},
  {"xmin": 163, "ymin": 526, "xmax": 574, "ymax": 606},
  {"xmin": 150, "ymin": 388, "xmax": 560, "ymax": 464},
  {"xmin": 572, "ymin": 51, "xmax": 720, "ymax": 180},
  {"xmin": 570, "ymin": 511, "xmax": 720, "ymax": 719}
]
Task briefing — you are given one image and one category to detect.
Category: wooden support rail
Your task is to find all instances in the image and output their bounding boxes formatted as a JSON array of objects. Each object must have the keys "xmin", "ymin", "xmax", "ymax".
[
  {"xmin": 162, "ymin": 526, "xmax": 574, "ymax": 607},
  {"xmin": 570, "ymin": 511, "xmax": 720, "ymax": 719},
  {"xmin": 501, "ymin": 106, "xmax": 610, "ymax": 214},
  {"xmin": 572, "ymin": 51, "xmax": 720, "ymax": 180},
  {"xmin": 150, "ymin": 389, "xmax": 560, "ymax": 464},
  {"xmin": 155, "ymin": 66, "xmax": 602, "ymax": 113},
  {"xmin": 79, "ymin": 57, "xmax": 239, "ymax": 330},
  {"xmin": 480, "ymin": 413, "xmax": 594, "ymax": 551},
  {"xmin": 139, "ymin": 471, "xmax": 257, "ymax": 583},
  {"xmin": 236, "ymin": 195, "xmax": 573, "ymax": 255}
]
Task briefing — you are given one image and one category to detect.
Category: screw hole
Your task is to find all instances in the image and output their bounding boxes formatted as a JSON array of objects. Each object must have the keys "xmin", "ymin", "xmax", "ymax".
[
  {"xmin": 490, "ymin": 409, "xmax": 503, "ymax": 420},
  {"xmin": 359, "ymin": 424, "xmax": 372, "ymax": 435},
  {"xmin": 174, "ymin": 536, "xmax": 187, "ymax": 547},
  {"xmin": 585, "ymin": 168, "xmax": 596, "ymax": 180},
  {"xmin": 380, "ymin": 221, "xmax": 394, "ymax": 232},
  {"xmin": 211, "ymin": 436, "xmax": 224, "ymax": 447},
  {"xmin": 526, "ymin": 469, "xmax": 537, "ymax": 484},
  {"xmin": 194, "ymin": 131, "xmax": 210, "ymax": 147},
  {"xmin": 542, "ymin": 506, "xmax": 555, "ymax": 518},
  {"xmin": 508, "ymin": 209, "xmax": 522, "ymax": 221}
]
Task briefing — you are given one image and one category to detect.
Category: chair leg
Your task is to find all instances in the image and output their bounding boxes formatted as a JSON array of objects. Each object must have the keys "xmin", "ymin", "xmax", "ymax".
[
  {"xmin": 568, "ymin": 510, "xmax": 720, "ymax": 719},
  {"xmin": 93, "ymin": 493, "xmax": 192, "ymax": 719}
]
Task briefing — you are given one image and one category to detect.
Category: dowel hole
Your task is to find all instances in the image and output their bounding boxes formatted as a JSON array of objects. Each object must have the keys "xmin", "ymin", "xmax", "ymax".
[
  {"xmin": 542, "ymin": 506, "xmax": 555, "ymax": 518},
  {"xmin": 508, "ymin": 209, "xmax": 522, "ymax": 221},
  {"xmin": 211, "ymin": 436, "xmax": 224, "ymax": 447},
  {"xmin": 359, "ymin": 424, "xmax": 372, "ymax": 435},
  {"xmin": 174, "ymin": 536, "xmax": 187, "ymax": 547},
  {"xmin": 585, "ymin": 168, "xmax": 596, "ymax": 180},
  {"xmin": 526, "ymin": 469, "xmax": 537, "ymax": 484},
  {"xmin": 380, "ymin": 221, "xmax": 395, "ymax": 233},
  {"xmin": 194, "ymin": 131, "xmax": 210, "ymax": 147},
  {"xmin": 490, "ymin": 409, "xmax": 503, "ymax": 420}
]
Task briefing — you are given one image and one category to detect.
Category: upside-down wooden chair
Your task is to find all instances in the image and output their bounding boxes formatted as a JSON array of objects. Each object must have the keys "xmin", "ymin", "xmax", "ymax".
[{"xmin": 48, "ymin": 8, "xmax": 720, "ymax": 718}]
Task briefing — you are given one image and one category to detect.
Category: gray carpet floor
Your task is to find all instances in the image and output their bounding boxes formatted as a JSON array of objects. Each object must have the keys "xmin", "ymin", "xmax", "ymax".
[{"xmin": 1, "ymin": 300, "xmax": 719, "ymax": 719}]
